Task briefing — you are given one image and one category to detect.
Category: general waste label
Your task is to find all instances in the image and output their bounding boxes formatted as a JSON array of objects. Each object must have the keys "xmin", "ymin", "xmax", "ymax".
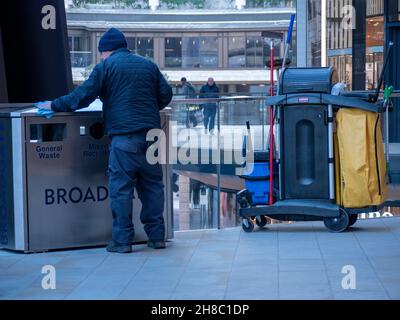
[{"xmin": 36, "ymin": 145, "xmax": 63, "ymax": 159}]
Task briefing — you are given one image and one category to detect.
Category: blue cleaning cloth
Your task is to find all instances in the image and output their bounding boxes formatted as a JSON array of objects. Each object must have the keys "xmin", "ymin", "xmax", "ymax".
[{"xmin": 34, "ymin": 101, "xmax": 55, "ymax": 119}]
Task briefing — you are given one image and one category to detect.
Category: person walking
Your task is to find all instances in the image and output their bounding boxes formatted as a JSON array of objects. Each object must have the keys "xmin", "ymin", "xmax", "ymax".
[
  {"xmin": 180, "ymin": 77, "xmax": 200, "ymax": 128},
  {"xmin": 200, "ymin": 77, "xmax": 219, "ymax": 134}
]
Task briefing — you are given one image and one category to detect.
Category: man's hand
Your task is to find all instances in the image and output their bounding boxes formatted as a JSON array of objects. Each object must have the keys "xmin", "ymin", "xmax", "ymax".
[{"xmin": 37, "ymin": 101, "xmax": 52, "ymax": 110}]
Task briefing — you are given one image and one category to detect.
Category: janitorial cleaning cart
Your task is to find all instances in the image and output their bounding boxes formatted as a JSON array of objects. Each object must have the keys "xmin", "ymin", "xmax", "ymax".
[{"xmin": 237, "ymin": 66, "xmax": 389, "ymax": 232}]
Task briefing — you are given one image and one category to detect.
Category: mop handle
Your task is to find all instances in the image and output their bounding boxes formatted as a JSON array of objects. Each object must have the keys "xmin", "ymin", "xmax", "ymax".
[
  {"xmin": 281, "ymin": 14, "xmax": 296, "ymax": 71},
  {"xmin": 269, "ymin": 41, "xmax": 274, "ymax": 206}
]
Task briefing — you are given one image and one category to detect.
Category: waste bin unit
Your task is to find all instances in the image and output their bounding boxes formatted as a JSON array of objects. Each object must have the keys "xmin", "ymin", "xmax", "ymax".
[
  {"xmin": 0, "ymin": 102, "xmax": 173, "ymax": 252},
  {"xmin": 238, "ymin": 67, "xmax": 387, "ymax": 232}
]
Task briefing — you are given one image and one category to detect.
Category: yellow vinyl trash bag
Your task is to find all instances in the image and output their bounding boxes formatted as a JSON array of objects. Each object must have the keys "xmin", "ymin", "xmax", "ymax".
[{"xmin": 335, "ymin": 108, "xmax": 387, "ymax": 208}]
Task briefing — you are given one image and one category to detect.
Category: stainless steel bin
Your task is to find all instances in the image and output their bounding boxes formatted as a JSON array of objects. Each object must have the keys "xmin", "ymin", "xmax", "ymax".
[{"xmin": 0, "ymin": 102, "xmax": 173, "ymax": 252}]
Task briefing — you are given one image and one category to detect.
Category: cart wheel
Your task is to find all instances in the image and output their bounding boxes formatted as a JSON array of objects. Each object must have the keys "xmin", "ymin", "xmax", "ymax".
[
  {"xmin": 324, "ymin": 208, "xmax": 350, "ymax": 233},
  {"xmin": 239, "ymin": 199, "xmax": 250, "ymax": 209},
  {"xmin": 348, "ymin": 214, "xmax": 358, "ymax": 227},
  {"xmin": 236, "ymin": 190, "xmax": 251, "ymax": 209},
  {"xmin": 255, "ymin": 215, "xmax": 269, "ymax": 228},
  {"xmin": 242, "ymin": 218, "xmax": 255, "ymax": 233}
]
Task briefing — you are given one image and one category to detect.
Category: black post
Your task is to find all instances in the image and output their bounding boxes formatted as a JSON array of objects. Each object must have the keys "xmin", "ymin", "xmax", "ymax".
[
  {"xmin": 385, "ymin": 0, "xmax": 399, "ymax": 23},
  {"xmin": 352, "ymin": 0, "xmax": 367, "ymax": 90},
  {"xmin": 0, "ymin": 0, "xmax": 73, "ymax": 103},
  {"xmin": 0, "ymin": 26, "xmax": 8, "ymax": 103}
]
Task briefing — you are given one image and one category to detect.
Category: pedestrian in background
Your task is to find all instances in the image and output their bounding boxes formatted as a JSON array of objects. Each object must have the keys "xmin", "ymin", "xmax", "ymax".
[
  {"xmin": 200, "ymin": 77, "xmax": 219, "ymax": 134},
  {"xmin": 180, "ymin": 77, "xmax": 202, "ymax": 128}
]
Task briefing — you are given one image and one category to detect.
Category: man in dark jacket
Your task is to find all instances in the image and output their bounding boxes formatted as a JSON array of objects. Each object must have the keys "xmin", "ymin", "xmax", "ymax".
[
  {"xmin": 180, "ymin": 77, "xmax": 201, "ymax": 128},
  {"xmin": 180, "ymin": 77, "xmax": 197, "ymax": 99},
  {"xmin": 200, "ymin": 77, "xmax": 219, "ymax": 134},
  {"xmin": 40, "ymin": 28, "xmax": 173, "ymax": 253}
]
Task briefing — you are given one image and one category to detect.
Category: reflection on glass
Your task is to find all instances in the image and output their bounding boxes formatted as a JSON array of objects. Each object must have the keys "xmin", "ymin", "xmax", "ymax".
[
  {"xmin": 126, "ymin": 37, "xmax": 154, "ymax": 59},
  {"xmin": 165, "ymin": 37, "xmax": 182, "ymax": 67},
  {"xmin": 182, "ymin": 37, "xmax": 199, "ymax": 68},
  {"xmin": 137, "ymin": 38, "xmax": 154, "ymax": 59},
  {"xmin": 229, "ymin": 36, "xmax": 246, "ymax": 67},
  {"xmin": 229, "ymin": 34, "xmax": 283, "ymax": 68},
  {"xmin": 68, "ymin": 35, "xmax": 92, "ymax": 68},
  {"xmin": 167, "ymin": 36, "xmax": 218, "ymax": 68},
  {"xmin": 366, "ymin": 52, "xmax": 383, "ymax": 90},
  {"xmin": 199, "ymin": 37, "xmax": 218, "ymax": 68},
  {"xmin": 246, "ymin": 37, "xmax": 263, "ymax": 67},
  {"xmin": 328, "ymin": 55, "xmax": 352, "ymax": 90}
]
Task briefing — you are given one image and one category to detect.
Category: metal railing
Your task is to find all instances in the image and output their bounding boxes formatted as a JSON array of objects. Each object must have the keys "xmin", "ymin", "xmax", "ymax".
[{"xmin": 167, "ymin": 96, "xmax": 270, "ymax": 231}]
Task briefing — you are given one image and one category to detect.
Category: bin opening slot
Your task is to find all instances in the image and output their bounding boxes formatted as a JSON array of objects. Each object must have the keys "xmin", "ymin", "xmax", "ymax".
[{"xmin": 30, "ymin": 123, "xmax": 66, "ymax": 142}]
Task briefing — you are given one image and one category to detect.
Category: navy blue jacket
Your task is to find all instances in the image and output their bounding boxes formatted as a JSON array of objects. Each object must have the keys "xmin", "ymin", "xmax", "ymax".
[
  {"xmin": 52, "ymin": 48, "xmax": 173, "ymax": 136},
  {"xmin": 199, "ymin": 83, "xmax": 219, "ymax": 109}
]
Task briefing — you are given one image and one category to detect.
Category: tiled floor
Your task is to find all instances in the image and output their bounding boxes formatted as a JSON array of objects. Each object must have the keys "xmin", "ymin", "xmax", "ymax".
[{"xmin": 1, "ymin": 217, "xmax": 400, "ymax": 300}]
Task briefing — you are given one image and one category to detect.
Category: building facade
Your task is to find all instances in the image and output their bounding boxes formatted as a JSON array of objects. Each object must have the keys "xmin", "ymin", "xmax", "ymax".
[{"xmin": 66, "ymin": 6, "xmax": 296, "ymax": 94}]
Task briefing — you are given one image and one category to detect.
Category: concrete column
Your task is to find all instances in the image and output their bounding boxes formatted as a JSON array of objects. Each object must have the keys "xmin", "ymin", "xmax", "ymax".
[{"xmin": 296, "ymin": 0, "xmax": 308, "ymax": 67}]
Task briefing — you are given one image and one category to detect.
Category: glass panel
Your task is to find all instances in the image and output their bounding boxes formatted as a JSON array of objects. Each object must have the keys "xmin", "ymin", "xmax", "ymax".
[
  {"xmin": 262, "ymin": 35, "xmax": 283, "ymax": 62},
  {"xmin": 69, "ymin": 35, "xmax": 92, "ymax": 68},
  {"xmin": 246, "ymin": 38, "xmax": 255, "ymax": 67},
  {"xmin": 366, "ymin": 52, "xmax": 384, "ymax": 90},
  {"xmin": 366, "ymin": 15, "xmax": 384, "ymax": 90},
  {"xmin": 218, "ymin": 98, "xmax": 268, "ymax": 228},
  {"xmin": 169, "ymin": 96, "xmax": 269, "ymax": 230},
  {"xmin": 70, "ymin": 52, "xmax": 92, "ymax": 68},
  {"xmin": 126, "ymin": 37, "xmax": 136, "ymax": 52},
  {"xmin": 366, "ymin": 16, "xmax": 384, "ymax": 48},
  {"xmin": 228, "ymin": 36, "xmax": 245, "ymax": 68},
  {"xmin": 165, "ymin": 37, "xmax": 182, "ymax": 68},
  {"xmin": 182, "ymin": 37, "xmax": 200, "ymax": 68},
  {"xmin": 137, "ymin": 37, "xmax": 154, "ymax": 59},
  {"xmin": 169, "ymin": 100, "xmax": 219, "ymax": 230},
  {"xmin": 199, "ymin": 37, "xmax": 218, "ymax": 68}
]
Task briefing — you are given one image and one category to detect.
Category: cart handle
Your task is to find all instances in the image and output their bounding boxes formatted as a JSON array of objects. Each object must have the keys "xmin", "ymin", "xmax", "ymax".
[{"xmin": 266, "ymin": 93, "xmax": 385, "ymax": 113}]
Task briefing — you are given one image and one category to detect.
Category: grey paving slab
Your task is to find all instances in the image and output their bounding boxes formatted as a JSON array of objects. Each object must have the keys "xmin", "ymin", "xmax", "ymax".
[
  {"xmin": 1, "ymin": 217, "xmax": 400, "ymax": 300},
  {"xmin": 65, "ymin": 274, "xmax": 137, "ymax": 300},
  {"xmin": 225, "ymin": 278, "xmax": 279, "ymax": 300},
  {"xmin": 170, "ymin": 285, "xmax": 227, "ymax": 300},
  {"xmin": 0, "ymin": 274, "xmax": 42, "ymax": 299},
  {"xmin": 13, "ymin": 289, "xmax": 69, "ymax": 300},
  {"xmin": 0, "ymin": 256, "xmax": 27, "ymax": 269},
  {"xmin": 0, "ymin": 250, "xmax": 20, "ymax": 257},
  {"xmin": 278, "ymin": 270, "xmax": 333, "ymax": 299},
  {"xmin": 120, "ymin": 267, "xmax": 185, "ymax": 299},
  {"xmin": 332, "ymin": 290, "xmax": 390, "ymax": 300},
  {"xmin": 278, "ymin": 258, "xmax": 325, "ymax": 272}
]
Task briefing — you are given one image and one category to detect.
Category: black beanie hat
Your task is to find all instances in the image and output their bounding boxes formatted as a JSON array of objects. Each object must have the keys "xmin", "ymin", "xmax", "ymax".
[{"xmin": 98, "ymin": 28, "xmax": 127, "ymax": 52}]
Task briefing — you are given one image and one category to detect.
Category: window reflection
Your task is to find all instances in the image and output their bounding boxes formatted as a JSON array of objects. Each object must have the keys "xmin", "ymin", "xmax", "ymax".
[
  {"xmin": 68, "ymin": 35, "xmax": 92, "ymax": 68},
  {"xmin": 199, "ymin": 37, "xmax": 218, "ymax": 68},
  {"xmin": 229, "ymin": 33, "xmax": 283, "ymax": 68},
  {"xmin": 126, "ymin": 37, "xmax": 154, "ymax": 59},
  {"xmin": 228, "ymin": 36, "xmax": 246, "ymax": 67},
  {"xmin": 165, "ymin": 37, "xmax": 182, "ymax": 68},
  {"xmin": 165, "ymin": 36, "xmax": 218, "ymax": 68}
]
